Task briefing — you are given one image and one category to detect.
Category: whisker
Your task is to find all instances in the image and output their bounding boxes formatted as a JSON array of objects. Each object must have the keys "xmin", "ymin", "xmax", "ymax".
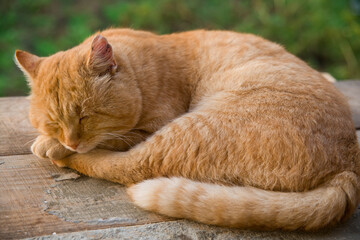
[
  {"xmin": 125, "ymin": 131, "xmax": 146, "ymax": 139},
  {"xmin": 111, "ymin": 129, "xmax": 147, "ymax": 140},
  {"xmin": 17, "ymin": 132, "xmax": 38, "ymax": 136},
  {"xmin": 24, "ymin": 137, "xmax": 37, "ymax": 146},
  {"xmin": 104, "ymin": 133, "xmax": 133, "ymax": 148},
  {"xmin": 121, "ymin": 135, "xmax": 136, "ymax": 146}
]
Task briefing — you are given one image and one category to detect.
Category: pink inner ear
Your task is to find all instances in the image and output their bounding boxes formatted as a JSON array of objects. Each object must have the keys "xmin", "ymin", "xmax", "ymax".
[
  {"xmin": 91, "ymin": 35, "xmax": 113, "ymax": 61},
  {"xmin": 88, "ymin": 35, "xmax": 117, "ymax": 73}
]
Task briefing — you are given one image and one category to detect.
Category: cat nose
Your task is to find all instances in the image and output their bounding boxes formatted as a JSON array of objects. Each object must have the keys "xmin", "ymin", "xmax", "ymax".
[{"xmin": 68, "ymin": 143, "xmax": 79, "ymax": 150}]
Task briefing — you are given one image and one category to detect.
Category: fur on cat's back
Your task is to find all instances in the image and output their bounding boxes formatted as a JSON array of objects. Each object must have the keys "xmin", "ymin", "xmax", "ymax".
[{"xmin": 15, "ymin": 29, "xmax": 360, "ymax": 230}]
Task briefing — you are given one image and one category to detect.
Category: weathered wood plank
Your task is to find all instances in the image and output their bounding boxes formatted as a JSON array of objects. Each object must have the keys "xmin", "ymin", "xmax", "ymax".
[
  {"xmin": 0, "ymin": 97, "xmax": 37, "ymax": 156},
  {"xmin": 334, "ymin": 80, "xmax": 360, "ymax": 129},
  {"xmin": 29, "ymin": 215, "xmax": 360, "ymax": 240},
  {"xmin": 0, "ymin": 154, "xmax": 168, "ymax": 239}
]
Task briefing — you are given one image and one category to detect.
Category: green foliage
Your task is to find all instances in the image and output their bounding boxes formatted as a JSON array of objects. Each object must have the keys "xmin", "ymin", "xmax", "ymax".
[{"xmin": 1, "ymin": 0, "xmax": 359, "ymax": 96}]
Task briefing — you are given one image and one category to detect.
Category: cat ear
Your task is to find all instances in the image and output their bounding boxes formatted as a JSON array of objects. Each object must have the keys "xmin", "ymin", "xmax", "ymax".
[
  {"xmin": 87, "ymin": 35, "xmax": 117, "ymax": 75},
  {"xmin": 14, "ymin": 50, "xmax": 42, "ymax": 80}
]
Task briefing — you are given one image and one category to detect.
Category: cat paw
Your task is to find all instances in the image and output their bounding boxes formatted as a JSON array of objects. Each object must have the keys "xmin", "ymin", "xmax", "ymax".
[
  {"xmin": 31, "ymin": 135, "xmax": 74, "ymax": 160},
  {"xmin": 51, "ymin": 159, "xmax": 69, "ymax": 168},
  {"xmin": 50, "ymin": 151, "xmax": 80, "ymax": 168}
]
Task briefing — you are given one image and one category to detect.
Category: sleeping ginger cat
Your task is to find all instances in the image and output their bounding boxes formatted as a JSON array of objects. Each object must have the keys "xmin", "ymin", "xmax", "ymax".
[{"xmin": 15, "ymin": 29, "xmax": 360, "ymax": 230}]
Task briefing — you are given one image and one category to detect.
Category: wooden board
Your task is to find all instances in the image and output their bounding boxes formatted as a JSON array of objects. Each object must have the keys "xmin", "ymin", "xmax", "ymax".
[
  {"xmin": 334, "ymin": 80, "xmax": 360, "ymax": 129},
  {"xmin": 29, "ymin": 215, "xmax": 360, "ymax": 240},
  {"xmin": 0, "ymin": 97, "xmax": 37, "ymax": 156},
  {"xmin": 0, "ymin": 154, "xmax": 168, "ymax": 239}
]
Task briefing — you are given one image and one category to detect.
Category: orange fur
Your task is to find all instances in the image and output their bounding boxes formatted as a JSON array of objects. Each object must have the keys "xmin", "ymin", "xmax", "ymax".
[{"xmin": 15, "ymin": 29, "xmax": 360, "ymax": 230}]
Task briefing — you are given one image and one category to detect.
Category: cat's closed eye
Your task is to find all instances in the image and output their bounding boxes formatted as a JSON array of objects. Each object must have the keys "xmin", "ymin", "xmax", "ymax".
[{"xmin": 79, "ymin": 116, "xmax": 89, "ymax": 124}]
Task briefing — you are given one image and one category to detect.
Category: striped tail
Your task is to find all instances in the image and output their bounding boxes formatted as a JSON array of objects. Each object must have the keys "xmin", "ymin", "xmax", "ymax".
[{"xmin": 127, "ymin": 172, "xmax": 360, "ymax": 230}]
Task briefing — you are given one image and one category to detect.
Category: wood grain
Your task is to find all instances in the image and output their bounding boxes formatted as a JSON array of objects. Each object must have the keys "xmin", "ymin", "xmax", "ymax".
[
  {"xmin": 0, "ymin": 154, "xmax": 168, "ymax": 239},
  {"xmin": 0, "ymin": 97, "xmax": 37, "ymax": 156}
]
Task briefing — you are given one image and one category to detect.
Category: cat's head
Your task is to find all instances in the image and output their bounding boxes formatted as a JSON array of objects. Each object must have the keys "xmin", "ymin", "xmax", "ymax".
[{"xmin": 15, "ymin": 35, "xmax": 142, "ymax": 153}]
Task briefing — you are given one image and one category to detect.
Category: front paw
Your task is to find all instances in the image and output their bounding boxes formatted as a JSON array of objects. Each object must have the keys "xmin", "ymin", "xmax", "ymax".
[
  {"xmin": 51, "ymin": 149, "xmax": 109, "ymax": 170},
  {"xmin": 51, "ymin": 158, "xmax": 69, "ymax": 168},
  {"xmin": 31, "ymin": 135, "xmax": 74, "ymax": 160}
]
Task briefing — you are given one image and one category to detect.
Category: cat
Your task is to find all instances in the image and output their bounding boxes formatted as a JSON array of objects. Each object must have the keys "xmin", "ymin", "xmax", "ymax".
[{"xmin": 15, "ymin": 29, "xmax": 360, "ymax": 231}]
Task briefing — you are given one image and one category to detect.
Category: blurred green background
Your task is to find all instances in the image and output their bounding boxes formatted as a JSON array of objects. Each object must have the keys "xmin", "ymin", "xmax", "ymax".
[{"xmin": 1, "ymin": 0, "xmax": 360, "ymax": 96}]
